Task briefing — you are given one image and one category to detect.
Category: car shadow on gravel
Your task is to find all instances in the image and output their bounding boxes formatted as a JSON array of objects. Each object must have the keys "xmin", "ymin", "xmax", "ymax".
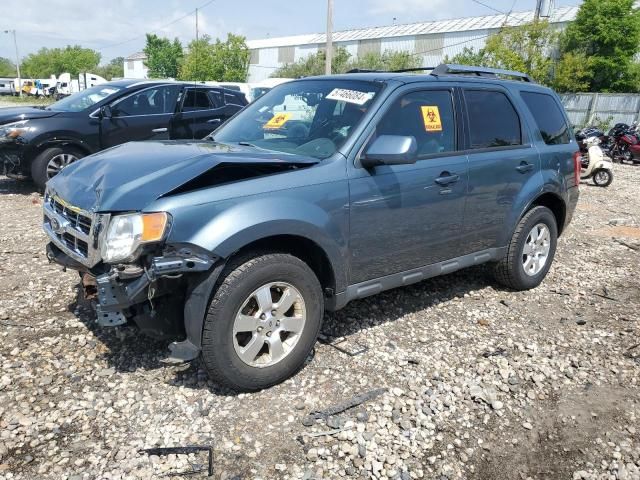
[
  {"xmin": 66, "ymin": 265, "xmax": 502, "ymax": 393},
  {"xmin": 0, "ymin": 176, "xmax": 40, "ymax": 195},
  {"xmin": 322, "ymin": 265, "xmax": 497, "ymax": 339}
]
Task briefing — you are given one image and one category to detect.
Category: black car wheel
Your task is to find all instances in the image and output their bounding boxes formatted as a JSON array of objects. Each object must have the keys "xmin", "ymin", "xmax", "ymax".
[
  {"xmin": 31, "ymin": 147, "xmax": 84, "ymax": 189},
  {"xmin": 201, "ymin": 253, "xmax": 323, "ymax": 391},
  {"xmin": 494, "ymin": 206, "xmax": 558, "ymax": 291}
]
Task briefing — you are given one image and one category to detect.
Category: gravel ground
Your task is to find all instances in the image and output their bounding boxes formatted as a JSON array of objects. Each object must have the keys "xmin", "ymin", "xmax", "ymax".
[{"xmin": 0, "ymin": 165, "xmax": 639, "ymax": 480}]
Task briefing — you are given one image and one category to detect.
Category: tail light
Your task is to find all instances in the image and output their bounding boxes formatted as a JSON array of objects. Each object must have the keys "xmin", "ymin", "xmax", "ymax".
[{"xmin": 573, "ymin": 151, "xmax": 581, "ymax": 187}]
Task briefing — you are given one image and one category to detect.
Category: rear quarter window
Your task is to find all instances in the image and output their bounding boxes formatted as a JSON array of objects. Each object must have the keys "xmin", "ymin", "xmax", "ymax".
[{"xmin": 521, "ymin": 91, "xmax": 571, "ymax": 145}]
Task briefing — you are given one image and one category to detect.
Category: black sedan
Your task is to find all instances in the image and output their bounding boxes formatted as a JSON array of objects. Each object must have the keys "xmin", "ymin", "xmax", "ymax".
[{"xmin": 0, "ymin": 80, "xmax": 247, "ymax": 188}]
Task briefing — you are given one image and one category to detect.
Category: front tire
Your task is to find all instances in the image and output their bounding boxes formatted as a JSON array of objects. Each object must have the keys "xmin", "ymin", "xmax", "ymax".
[
  {"xmin": 592, "ymin": 169, "xmax": 613, "ymax": 187},
  {"xmin": 494, "ymin": 206, "xmax": 558, "ymax": 291},
  {"xmin": 30, "ymin": 147, "xmax": 84, "ymax": 189},
  {"xmin": 201, "ymin": 253, "xmax": 323, "ymax": 391}
]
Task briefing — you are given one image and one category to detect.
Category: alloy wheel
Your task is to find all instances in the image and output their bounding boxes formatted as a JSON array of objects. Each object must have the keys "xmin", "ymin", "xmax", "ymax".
[
  {"xmin": 46, "ymin": 153, "xmax": 78, "ymax": 178},
  {"xmin": 522, "ymin": 223, "xmax": 551, "ymax": 277},
  {"xmin": 232, "ymin": 282, "xmax": 306, "ymax": 368}
]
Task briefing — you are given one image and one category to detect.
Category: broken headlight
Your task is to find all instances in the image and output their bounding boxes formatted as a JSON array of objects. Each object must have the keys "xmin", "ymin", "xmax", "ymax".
[
  {"xmin": 101, "ymin": 212, "xmax": 170, "ymax": 263},
  {"xmin": 0, "ymin": 120, "xmax": 32, "ymax": 143}
]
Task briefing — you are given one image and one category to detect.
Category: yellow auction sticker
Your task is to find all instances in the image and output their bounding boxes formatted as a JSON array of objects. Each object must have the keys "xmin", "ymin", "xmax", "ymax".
[
  {"xmin": 421, "ymin": 106, "xmax": 443, "ymax": 132},
  {"xmin": 264, "ymin": 113, "xmax": 292, "ymax": 129}
]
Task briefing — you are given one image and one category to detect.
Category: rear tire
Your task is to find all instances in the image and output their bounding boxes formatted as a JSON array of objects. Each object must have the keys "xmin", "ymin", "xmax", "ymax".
[
  {"xmin": 494, "ymin": 206, "xmax": 558, "ymax": 291},
  {"xmin": 592, "ymin": 168, "xmax": 613, "ymax": 187},
  {"xmin": 31, "ymin": 146, "xmax": 84, "ymax": 190},
  {"xmin": 201, "ymin": 253, "xmax": 323, "ymax": 391}
]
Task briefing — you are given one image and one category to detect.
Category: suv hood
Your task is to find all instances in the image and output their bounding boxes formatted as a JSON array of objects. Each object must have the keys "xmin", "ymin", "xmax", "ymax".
[
  {"xmin": 46, "ymin": 140, "xmax": 318, "ymax": 212},
  {"xmin": 0, "ymin": 106, "xmax": 60, "ymax": 124}
]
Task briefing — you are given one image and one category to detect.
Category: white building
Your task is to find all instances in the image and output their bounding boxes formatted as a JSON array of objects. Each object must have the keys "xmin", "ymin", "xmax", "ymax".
[
  {"xmin": 123, "ymin": 52, "xmax": 148, "ymax": 79},
  {"xmin": 245, "ymin": 6, "xmax": 579, "ymax": 82}
]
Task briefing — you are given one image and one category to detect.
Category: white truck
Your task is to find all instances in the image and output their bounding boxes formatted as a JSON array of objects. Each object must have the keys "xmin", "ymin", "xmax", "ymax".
[{"xmin": 55, "ymin": 72, "xmax": 107, "ymax": 98}]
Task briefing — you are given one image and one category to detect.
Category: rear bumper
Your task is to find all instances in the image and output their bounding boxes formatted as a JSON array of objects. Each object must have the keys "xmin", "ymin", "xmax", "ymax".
[{"xmin": 564, "ymin": 186, "xmax": 580, "ymax": 230}]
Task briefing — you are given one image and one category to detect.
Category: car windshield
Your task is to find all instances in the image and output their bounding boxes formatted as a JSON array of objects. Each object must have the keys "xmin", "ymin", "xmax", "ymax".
[
  {"xmin": 48, "ymin": 85, "xmax": 123, "ymax": 112},
  {"xmin": 213, "ymin": 79, "xmax": 382, "ymax": 159}
]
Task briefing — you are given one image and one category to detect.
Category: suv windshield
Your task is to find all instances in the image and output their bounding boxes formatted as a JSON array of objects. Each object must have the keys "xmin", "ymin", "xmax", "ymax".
[
  {"xmin": 48, "ymin": 85, "xmax": 123, "ymax": 112},
  {"xmin": 214, "ymin": 80, "xmax": 382, "ymax": 159}
]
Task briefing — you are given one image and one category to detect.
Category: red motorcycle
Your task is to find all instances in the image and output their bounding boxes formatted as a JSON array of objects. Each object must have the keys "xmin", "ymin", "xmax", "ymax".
[{"xmin": 608, "ymin": 122, "xmax": 640, "ymax": 164}]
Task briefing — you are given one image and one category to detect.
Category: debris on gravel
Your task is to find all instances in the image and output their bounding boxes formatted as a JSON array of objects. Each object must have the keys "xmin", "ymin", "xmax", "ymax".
[{"xmin": 0, "ymin": 165, "xmax": 639, "ymax": 479}]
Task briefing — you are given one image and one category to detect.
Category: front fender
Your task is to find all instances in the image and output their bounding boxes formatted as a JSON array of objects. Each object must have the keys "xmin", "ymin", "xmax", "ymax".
[{"xmin": 163, "ymin": 191, "xmax": 349, "ymax": 293}]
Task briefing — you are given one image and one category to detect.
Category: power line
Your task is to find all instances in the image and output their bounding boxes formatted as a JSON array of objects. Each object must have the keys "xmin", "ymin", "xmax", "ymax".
[{"xmin": 95, "ymin": 0, "xmax": 217, "ymax": 51}]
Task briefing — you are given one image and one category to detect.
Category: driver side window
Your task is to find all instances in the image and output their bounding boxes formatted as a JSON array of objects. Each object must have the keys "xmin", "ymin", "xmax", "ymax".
[{"xmin": 376, "ymin": 90, "xmax": 456, "ymax": 157}]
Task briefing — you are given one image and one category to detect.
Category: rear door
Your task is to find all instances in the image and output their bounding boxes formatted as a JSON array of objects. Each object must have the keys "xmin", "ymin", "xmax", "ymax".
[
  {"xmin": 171, "ymin": 87, "xmax": 227, "ymax": 139},
  {"xmin": 459, "ymin": 87, "xmax": 539, "ymax": 253},
  {"xmin": 101, "ymin": 84, "xmax": 181, "ymax": 148}
]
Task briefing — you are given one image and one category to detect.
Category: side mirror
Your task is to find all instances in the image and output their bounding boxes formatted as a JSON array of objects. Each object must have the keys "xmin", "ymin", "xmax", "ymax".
[
  {"xmin": 100, "ymin": 105, "xmax": 113, "ymax": 118},
  {"xmin": 361, "ymin": 135, "xmax": 418, "ymax": 168}
]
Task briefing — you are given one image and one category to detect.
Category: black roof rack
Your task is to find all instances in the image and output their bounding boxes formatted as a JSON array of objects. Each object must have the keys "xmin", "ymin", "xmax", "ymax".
[
  {"xmin": 345, "ymin": 63, "xmax": 533, "ymax": 83},
  {"xmin": 431, "ymin": 64, "xmax": 533, "ymax": 82}
]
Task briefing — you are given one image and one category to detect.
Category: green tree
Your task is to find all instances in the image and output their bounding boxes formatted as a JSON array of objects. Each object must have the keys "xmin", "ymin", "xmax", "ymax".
[
  {"xmin": 95, "ymin": 57, "xmax": 125, "ymax": 80},
  {"xmin": 560, "ymin": 0, "xmax": 640, "ymax": 92},
  {"xmin": 552, "ymin": 52, "xmax": 593, "ymax": 92},
  {"xmin": 0, "ymin": 57, "xmax": 16, "ymax": 77},
  {"xmin": 143, "ymin": 34, "xmax": 183, "ymax": 78},
  {"xmin": 349, "ymin": 50, "xmax": 420, "ymax": 71},
  {"xmin": 444, "ymin": 47, "xmax": 488, "ymax": 66},
  {"xmin": 273, "ymin": 48, "xmax": 418, "ymax": 78},
  {"xmin": 179, "ymin": 34, "xmax": 250, "ymax": 82},
  {"xmin": 211, "ymin": 33, "xmax": 250, "ymax": 82},
  {"xmin": 21, "ymin": 46, "xmax": 100, "ymax": 78},
  {"xmin": 179, "ymin": 35, "xmax": 217, "ymax": 81},
  {"xmin": 481, "ymin": 20, "xmax": 558, "ymax": 84}
]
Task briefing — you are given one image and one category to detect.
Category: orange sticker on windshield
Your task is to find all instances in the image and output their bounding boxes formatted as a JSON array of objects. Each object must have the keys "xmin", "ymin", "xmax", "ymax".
[
  {"xmin": 264, "ymin": 113, "xmax": 291, "ymax": 129},
  {"xmin": 421, "ymin": 106, "xmax": 443, "ymax": 132}
]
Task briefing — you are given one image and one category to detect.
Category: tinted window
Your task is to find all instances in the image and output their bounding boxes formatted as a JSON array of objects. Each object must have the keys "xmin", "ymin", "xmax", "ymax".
[
  {"xmin": 114, "ymin": 85, "xmax": 179, "ymax": 116},
  {"xmin": 521, "ymin": 91, "xmax": 571, "ymax": 145},
  {"xmin": 225, "ymin": 92, "xmax": 246, "ymax": 106},
  {"xmin": 376, "ymin": 90, "xmax": 456, "ymax": 156},
  {"xmin": 183, "ymin": 89, "xmax": 212, "ymax": 111},
  {"xmin": 208, "ymin": 90, "xmax": 224, "ymax": 108},
  {"xmin": 465, "ymin": 90, "xmax": 521, "ymax": 149}
]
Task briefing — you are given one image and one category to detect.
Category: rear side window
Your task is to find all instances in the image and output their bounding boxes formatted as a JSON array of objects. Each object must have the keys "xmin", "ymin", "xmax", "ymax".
[
  {"xmin": 208, "ymin": 90, "xmax": 224, "ymax": 108},
  {"xmin": 521, "ymin": 91, "xmax": 571, "ymax": 145},
  {"xmin": 182, "ymin": 89, "xmax": 212, "ymax": 111},
  {"xmin": 464, "ymin": 90, "xmax": 521, "ymax": 149}
]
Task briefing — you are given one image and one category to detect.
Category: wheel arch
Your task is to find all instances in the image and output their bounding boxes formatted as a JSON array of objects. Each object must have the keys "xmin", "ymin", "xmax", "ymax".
[{"xmin": 529, "ymin": 192, "xmax": 567, "ymax": 236}]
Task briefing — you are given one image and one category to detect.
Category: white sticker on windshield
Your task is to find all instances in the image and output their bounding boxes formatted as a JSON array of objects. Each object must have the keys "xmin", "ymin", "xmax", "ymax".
[{"xmin": 326, "ymin": 88, "xmax": 374, "ymax": 105}]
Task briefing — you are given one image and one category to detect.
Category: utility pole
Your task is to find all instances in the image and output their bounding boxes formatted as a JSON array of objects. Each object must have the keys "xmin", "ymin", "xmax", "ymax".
[
  {"xmin": 4, "ymin": 30, "xmax": 21, "ymax": 97},
  {"xmin": 325, "ymin": 0, "xmax": 333, "ymax": 75},
  {"xmin": 195, "ymin": 7, "xmax": 199, "ymax": 43},
  {"xmin": 534, "ymin": 0, "xmax": 553, "ymax": 22}
]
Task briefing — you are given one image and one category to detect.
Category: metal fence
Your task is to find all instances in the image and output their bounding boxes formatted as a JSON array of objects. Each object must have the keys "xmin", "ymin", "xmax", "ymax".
[{"xmin": 559, "ymin": 93, "xmax": 640, "ymax": 128}]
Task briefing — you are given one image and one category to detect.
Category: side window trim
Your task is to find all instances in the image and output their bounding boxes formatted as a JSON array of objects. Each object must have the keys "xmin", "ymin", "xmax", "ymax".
[
  {"xmin": 461, "ymin": 87, "xmax": 529, "ymax": 152},
  {"xmin": 109, "ymin": 84, "xmax": 177, "ymax": 118}
]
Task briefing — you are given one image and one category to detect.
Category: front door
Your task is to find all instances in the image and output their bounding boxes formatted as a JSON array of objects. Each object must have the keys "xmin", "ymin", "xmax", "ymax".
[
  {"xmin": 348, "ymin": 88, "xmax": 469, "ymax": 284},
  {"xmin": 101, "ymin": 84, "xmax": 181, "ymax": 148}
]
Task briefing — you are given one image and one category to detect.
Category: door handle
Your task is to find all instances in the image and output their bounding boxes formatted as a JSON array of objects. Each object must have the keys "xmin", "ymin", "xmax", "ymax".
[
  {"xmin": 434, "ymin": 173, "xmax": 460, "ymax": 186},
  {"xmin": 516, "ymin": 162, "xmax": 534, "ymax": 173},
  {"xmin": 207, "ymin": 118, "xmax": 221, "ymax": 124},
  {"xmin": 152, "ymin": 127, "xmax": 168, "ymax": 133}
]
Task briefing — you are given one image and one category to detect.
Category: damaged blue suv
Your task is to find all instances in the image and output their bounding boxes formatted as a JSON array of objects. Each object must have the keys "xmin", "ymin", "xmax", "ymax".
[{"xmin": 43, "ymin": 65, "xmax": 580, "ymax": 391}]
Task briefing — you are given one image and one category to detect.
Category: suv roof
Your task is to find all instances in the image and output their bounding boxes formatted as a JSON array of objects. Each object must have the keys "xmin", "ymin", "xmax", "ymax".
[{"xmin": 298, "ymin": 63, "xmax": 553, "ymax": 92}]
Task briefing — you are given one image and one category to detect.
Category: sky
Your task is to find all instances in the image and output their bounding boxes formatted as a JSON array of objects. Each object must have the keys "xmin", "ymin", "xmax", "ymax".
[{"xmin": 0, "ymin": 0, "xmax": 582, "ymax": 65}]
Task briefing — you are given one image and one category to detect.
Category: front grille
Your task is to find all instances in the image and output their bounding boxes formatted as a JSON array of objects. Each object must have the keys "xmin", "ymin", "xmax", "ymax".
[
  {"xmin": 43, "ymin": 192, "xmax": 99, "ymax": 266},
  {"xmin": 51, "ymin": 197, "xmax": 92, "ymax": 235}
]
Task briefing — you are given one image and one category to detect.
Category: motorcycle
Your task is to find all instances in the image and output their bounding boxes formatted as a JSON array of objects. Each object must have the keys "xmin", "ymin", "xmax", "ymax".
[
  {"xmin": 608, "ymin": 122, "xmax": 640, "ymax": 164},
  {"xmin": 578, "ymin": 135, "xmax": 614, "ymax": 187}
]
